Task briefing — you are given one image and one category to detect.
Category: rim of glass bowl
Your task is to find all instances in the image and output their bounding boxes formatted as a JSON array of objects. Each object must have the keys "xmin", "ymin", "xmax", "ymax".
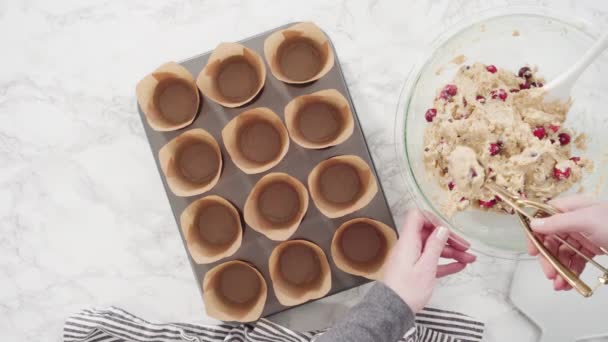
[{"xmin": 393, "ymin": 5, "xmax": 599, "ymax": 260}]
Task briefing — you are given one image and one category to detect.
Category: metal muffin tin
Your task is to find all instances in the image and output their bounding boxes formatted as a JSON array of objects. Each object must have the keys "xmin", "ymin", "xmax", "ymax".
[{"xmin": 136, "ymin": 22, "xmax": 397, "ymax": 319}]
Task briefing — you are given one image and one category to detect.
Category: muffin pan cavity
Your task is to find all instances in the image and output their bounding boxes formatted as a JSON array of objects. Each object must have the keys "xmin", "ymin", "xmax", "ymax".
[
  {"xmin": 269, "ymin": 240, "xmax": 331, "ymax": 306},
  {"xmin": 244, "ymin": 173, "xmax": 308, "ymax": 241},
  {"xmin": 284, "ymin": 89, "xmax": 354, "ymax": 149},
  {"xmin": 180, "ymin": 195, "xmax": 242, "ymax": 264},
  {"xmin": 222, "ymin": 107, "xmax": 289, "ymax": 174},
  {"xmin": 264, "ymin": 22, "xmax": 334, "ymax": 84},
  {"xmin": 158, "ymin": 128, "xmax": 222, "ymax": 197},
  {"xmin": 197, "ymin": 42, "xmax": 266, "ymax": 108},
  {"xmin": 308, "ymin": 155, "xmax": 378, "ymax": 218},
  {"xmin": 202, "ymin": 261, "xmax": 267, "ymax": 322},
  {"xmin": 331, "ymin": 218, "xmax": 397, "ymax": 280},
  {"xmin": 136, "ymin": 62, "xmax": 200, "ymax": 131}
]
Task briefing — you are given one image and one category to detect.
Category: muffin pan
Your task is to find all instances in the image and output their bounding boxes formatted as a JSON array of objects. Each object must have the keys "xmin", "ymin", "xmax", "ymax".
[{"xmin": 136, "ymin": 22, "xmax": 396, "ymax": 320}]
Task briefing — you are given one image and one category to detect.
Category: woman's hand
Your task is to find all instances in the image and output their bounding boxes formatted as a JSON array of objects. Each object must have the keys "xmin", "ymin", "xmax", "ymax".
[
  {"xmin": 528, "ymin": 195, "xmax": 608, "ymax": 291},
  {"xmin": 382, "ymin": 209, "xmax": 476, "ymax": 313}
]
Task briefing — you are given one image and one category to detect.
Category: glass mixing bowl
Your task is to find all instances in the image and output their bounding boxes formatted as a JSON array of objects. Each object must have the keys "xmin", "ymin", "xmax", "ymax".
[{"xmin": 395, "ymin": 6, "xmax": 608, "ymax": 258}]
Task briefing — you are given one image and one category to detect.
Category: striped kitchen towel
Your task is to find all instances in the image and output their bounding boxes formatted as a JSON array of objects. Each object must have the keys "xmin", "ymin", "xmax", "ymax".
[{"xmin": 63, "ymin": 306, "xmax": 484, "ymax": 342}]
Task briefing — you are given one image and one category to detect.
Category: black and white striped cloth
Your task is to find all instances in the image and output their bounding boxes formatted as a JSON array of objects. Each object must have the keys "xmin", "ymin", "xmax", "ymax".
[{"xmin": 63, "ymin": 306, "xmax": 484, "ymax": 342}]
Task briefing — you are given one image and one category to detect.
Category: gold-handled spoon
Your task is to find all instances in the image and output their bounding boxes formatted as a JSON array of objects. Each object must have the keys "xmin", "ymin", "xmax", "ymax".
[{"xmin": 485, "ymin": 183, "xmax": 608, "ymax": 297}]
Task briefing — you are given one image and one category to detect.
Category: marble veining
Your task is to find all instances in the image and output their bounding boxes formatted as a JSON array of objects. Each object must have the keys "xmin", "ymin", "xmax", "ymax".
[{"xmin": 1, "ymin": 0, "xmax": 608, "ymax": 341}]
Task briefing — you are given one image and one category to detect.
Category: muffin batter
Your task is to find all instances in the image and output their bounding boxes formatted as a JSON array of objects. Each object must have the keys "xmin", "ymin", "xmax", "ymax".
[{"xmin": 423, "ymin": 63, "xmax": 591, "ymax": 215}]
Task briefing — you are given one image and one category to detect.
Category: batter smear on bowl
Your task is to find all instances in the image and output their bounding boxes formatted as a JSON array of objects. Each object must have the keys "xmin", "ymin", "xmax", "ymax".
[{"xmin": 423, "ymin": 63, "xmax": 592, "ymax": 215}]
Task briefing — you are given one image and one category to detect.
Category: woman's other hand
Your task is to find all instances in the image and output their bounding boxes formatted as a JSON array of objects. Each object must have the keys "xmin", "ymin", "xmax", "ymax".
[{"xmin": 382, "ymin": 209, "xmax": 476, "ymax": 312}]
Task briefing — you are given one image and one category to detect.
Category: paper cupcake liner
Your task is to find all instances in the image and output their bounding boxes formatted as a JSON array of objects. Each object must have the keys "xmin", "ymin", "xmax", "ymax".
[
  {"xmin": 331, "ymin": 218, "xmax": 397, "ymax": 280},
  {"xmin": 136, "ymin": 62, "xmax": 200, "ymax": 131},
  {"xmin": 221, "ymin": 107, "xmax": 289, "ymax": 174},
  {"xmin": 308, "ymin": 155, "xmax": 378, "ymax": 218},
  {"xmin": 264, "ymin": 22, "xmax": 334, "ymax": 84},
  {"xmin": 180, "ymin": 195, "xmax": 242, "ymax": 264},
  {"xmin": 202, "ymin": 260, "xmax": 267, "ymax": 322},
  {"xmin": 197, "ymin": 42, "xmax": 266, "ymax": 108},
  {"xmin": 158, "ymin": 128, "xmax": 222, "ymax": 197},
  {"xmin": 284, "ymin": 89, "xmax": 354, "ymax": 149},
  {"xmin": 268, "ymin": 240, "xmax": 331, "ymax": 306},
  {"xmin": 244, "ymin": 173, "xmax": 308, "ymax": 241}
]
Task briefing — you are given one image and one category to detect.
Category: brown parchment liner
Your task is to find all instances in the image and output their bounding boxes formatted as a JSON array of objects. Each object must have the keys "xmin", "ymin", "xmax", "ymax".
[
  {"xmin": 136, "ymin": 62, "xmax": 200, "ymax": 131},
  {"xmin": 221, "ymin": 107, "xmax": 289, "ymax": 174},
  {"xmin": 268, "ymin": 240, "xmax": 331, "ymax": 306},
  {"xmin": 180, "ymin": 195, "xmax": 242, "ymax": 264},
  {"xmin": 308, "ymin": 155, "xmax": 378, "ymax": 218},
  {"xmin": 331, "ymin": 218, "xmax": 397, "ymax": 280},
  {"xmin": 263, "ymin": 22, "xmax": 335, "ymax": 84},
  {"xmin": 197, "ymin": 42, "xmax": 266, "ymax": 108},
  {"xmin": 243, "ymin": 173, "xmax": 309, "ymax": 241},
  {"xmin": 202, "ymin": 260, "xmax": 267, "ymax": 322},
  {"xmin": 284, "ymin": 89, "xmax": 354, "ymax": 149},
  {"xmin": 159, "ymin": 128, "xmax": 222, "ymax": 197}
]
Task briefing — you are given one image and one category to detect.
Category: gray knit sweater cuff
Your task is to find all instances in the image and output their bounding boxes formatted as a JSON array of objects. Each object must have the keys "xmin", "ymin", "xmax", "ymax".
[{"xmin": 314, "ymin": 282, "xmax": 416, "ymax": 342}]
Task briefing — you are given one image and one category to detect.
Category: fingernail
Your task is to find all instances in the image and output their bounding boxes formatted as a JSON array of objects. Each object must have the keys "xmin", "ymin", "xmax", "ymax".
[
  {"xmin": 530, "ymin": 219, "xmax": 544, "ymax": 228},
  {"xmin": 436, "ymin": 226, "xmax": 448, "ymax": 240}
]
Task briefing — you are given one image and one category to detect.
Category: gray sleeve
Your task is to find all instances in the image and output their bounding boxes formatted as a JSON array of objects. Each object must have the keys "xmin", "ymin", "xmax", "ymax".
[{"xmin": 314, "ymin": 282, "xmax": 416, "ymax": 342}]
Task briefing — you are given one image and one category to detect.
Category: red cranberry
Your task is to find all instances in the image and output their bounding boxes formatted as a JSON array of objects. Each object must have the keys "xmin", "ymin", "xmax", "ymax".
[
  {"xmin": 558, "ymin": 133, "xmax": 571, "ymax": 145},
  {"xmin": 519, "ymin": 82, "xmax": 531, "ymax": 90},
  {"xmin": 553, "ymin": 167, "xmax": 571, "ymax": 181},
  {"xmin": 476, "ymin": 95, "xmax": 486, "ymax": 103},
  {"xmin": 532, "ymin": 126, "xmax": 546, "ymax": 139},
  {"xmin": 459, "ymin": 197, "xmax": 466, "ymax": 202},
  {"xmin": 445, "ymin": 84, "xmax": 458, "ymax": 95},
  {"xmin": 510, "ymin": 88, "xmax": 520, "ymax": 93},
  {"xmin": 570, "ymin": 156, "xmax": 581, "ymax": 164},
  {"xmin": 479, "ymin": 198, "xmax": 497, "ymax": 208},
  {"xmin": 518, "ymin": 66, "xmax": 532, "ymax": 79},
  {"xmin": 425, "ymin": 108, "xmax": 437, "ymax": 122},
  {"xmin": 489, "ymin": 143, "xmax": 501, "ymax": 156},
  {"xmin": 448, "ymin": 182, "xmax": 455, "ymax": 191},
  {"xmin": 486, "ymin": 65, "xmax": 498, "ymax": 73},
  {"xmin": 491, "ymin": 89, "xmax": 508, "ymax": 101},
  {"xmin": 463, "ymin": 98, "xmax": 468, "ymax": 107},
  {"xmin": 549, "ymin": 124, "xmax": 560, "ymax": 133},
  {"xmin": 440, "ymin": 84, "xmax": 458, "ymax": 99}
]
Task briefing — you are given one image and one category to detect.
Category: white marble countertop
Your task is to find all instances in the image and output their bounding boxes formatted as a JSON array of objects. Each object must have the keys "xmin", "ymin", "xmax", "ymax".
[{"xmin": 2, "ymin": 0, "xmax": 607, "ymax": 341}]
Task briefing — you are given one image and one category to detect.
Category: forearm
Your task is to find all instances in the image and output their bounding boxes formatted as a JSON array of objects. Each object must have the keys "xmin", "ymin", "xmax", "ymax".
[{"xmin": 314, "ymin": 282, "xmax": 415, "ymax": 342}]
